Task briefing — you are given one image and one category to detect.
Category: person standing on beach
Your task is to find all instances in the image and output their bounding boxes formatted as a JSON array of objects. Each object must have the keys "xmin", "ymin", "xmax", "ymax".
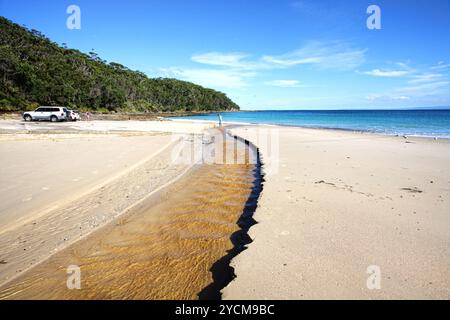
[{"xmin": 218, "ymin": 113, "xmax": 223, "ymax": 127}]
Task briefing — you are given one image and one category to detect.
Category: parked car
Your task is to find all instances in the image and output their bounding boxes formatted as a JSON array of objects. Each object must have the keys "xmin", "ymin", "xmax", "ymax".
[
  {"xmin": 67, "ymin": 109, "xmax": 81, "ymax": 121},
  {"xmin": 23, "ymin": 106, "xmax": 68, "ymax": 122}
]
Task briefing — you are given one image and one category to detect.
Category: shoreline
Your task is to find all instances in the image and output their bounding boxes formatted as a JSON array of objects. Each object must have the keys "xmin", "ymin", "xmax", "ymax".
[
  {"xmin": 1, "ymin": 115, "xmax": 448, "ymax": 140},
  {"xmin": 222, "ymin": 124, "xmax": 450, "ymax": 299},
  {"xmin": 166, "ymin": 118, "xmax": 450, "ymax": 140}
]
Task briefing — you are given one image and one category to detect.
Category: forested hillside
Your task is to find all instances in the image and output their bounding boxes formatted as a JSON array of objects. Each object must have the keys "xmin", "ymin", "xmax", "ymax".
[{"xmin": 0, "ymin": 17, "xmax": 239, "ymax": 112}]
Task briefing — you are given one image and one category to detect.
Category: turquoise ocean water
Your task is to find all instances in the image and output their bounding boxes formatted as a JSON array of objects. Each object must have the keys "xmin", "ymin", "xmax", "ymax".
[{"xmin": 174, "ymin": 109, "xmax": 450, "ymax": 138}]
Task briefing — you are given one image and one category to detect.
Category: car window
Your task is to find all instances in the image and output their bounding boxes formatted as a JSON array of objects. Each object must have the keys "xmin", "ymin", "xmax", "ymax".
[
  {"xmin": 63, "ymin": 108, "xmax": 68, "ymax": 112},
  {"xmin": 35, "ymin": 107, "xmax": 44, "ymax": 112}
]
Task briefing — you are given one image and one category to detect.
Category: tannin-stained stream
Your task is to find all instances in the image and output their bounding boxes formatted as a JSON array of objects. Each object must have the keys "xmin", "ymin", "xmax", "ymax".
[{"xmin": 0, "ymin": 128, "xmax": 262, "ymax": 299}]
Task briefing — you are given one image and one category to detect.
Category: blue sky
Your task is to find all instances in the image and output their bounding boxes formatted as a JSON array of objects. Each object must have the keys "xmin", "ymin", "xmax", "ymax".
[{"xmin": 1, "ymin": 0, "xmax": 450, "ymax": 110}]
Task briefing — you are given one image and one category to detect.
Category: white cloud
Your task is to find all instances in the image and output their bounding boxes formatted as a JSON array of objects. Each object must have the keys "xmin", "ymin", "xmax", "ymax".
[
  {"xmin": 265, "ymin": 80, "xmax": 307, "ymax": 88},
  {"xmin": 365, "ymin": 94, "xmax": 381, "ymax": 101},
  {"xmin": 396, "ymin": 81, "xmax": 450, "ymax": 97},
  {"xmin": 160, "ymin": 41, "xmax": 366, "ymax": 90},
  {"xmin": 408, "ymin": 73, "xmax": 444, "ymax": 84},
  {"xmin": 366, "ymin": 94, "xmax": 410, "ymax": 102},
  {"xmin": 363, "ymin": 61, "xmax": 450, "ymax": 102},
  {"xmin": 367, "ymin": 80, "xmax": 450, "ymax": 102},
  {"xmin": 192, "ymin": 41, "xmax": 366, "ymax": 72},
  {"xmin": 392, "ymin": 96, "xmax": 411, "ymax": 100},
  {"xmin": 362, "ymin": 62, "xmax": 415, "ymax": 77},
  {"xmin": 431, "ymin": 61, "xmax": 450, "ymax": 70},
  {"xmin": 363, "ymin": 69, "xmax": 409, "ymax": 77},
  {"xmin": 191, "ymin": 52, "xmax": 250, "ymax": 68},
  {"xmin": 262, "ymin": 55, "xmax": 321, "ymax": 67},
  {"xmin": 261, "ymin": 41, "xmax": 367, "ymax": 71},
  {"xmin": 159, "ymin": 67, "xmax": 254, "ymax": 89}
]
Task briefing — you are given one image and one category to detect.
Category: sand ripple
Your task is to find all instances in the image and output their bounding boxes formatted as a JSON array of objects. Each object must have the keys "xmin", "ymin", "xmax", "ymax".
[{"xmin": 0, "ymin": 130, "xmax": 260, "ymax": 299}]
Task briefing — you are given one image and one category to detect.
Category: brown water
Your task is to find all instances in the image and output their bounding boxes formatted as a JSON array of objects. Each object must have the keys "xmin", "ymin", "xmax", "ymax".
[{"xmin": 0, "ymin": 130, "xmax": 261, "ymax": 299}]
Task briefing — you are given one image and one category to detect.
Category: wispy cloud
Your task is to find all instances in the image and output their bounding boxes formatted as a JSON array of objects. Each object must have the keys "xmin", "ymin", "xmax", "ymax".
[
  {"xmin": 160, "ymin": 40, "xmax": 366, "ymax": 89},
  {"xmin": 363, "ymin": 69, "xmax": 410, "ymax": 77},
  {"xmin": 397, "ymin": 62, "xmax": 450, "ymax": 97},
  {"xmin": 362, "ymin": 62, "xmax": 413, "ymax": 77},
  {"xmin": 159, "ymin": 67, "xmax": 254, "ymax": 89},
  {"xmin": 261, "ymin": 41, "xmax": 367, "ymax": 71},
  {"xmin": 191, "ymin": 52, "xmax": 250, "ymax": 68},
  {"xmin": 392, "ymin": 96, "xmax": 411, "ymax": 100},
  {"xmin": 431, "ymin": 61, "xmax": 450, "ymax": 70},
  {"xmin": 265, "ymin": 80, "xmax": 308, "ymax": 88},
  {"xmin": 396, "ymin": 80, "xmax": 450, "ymax": 97},
  {"xmin": 365, "ymin": 62, "xmax": 450, "ymax": 101},
  {"xmin": 190, "ymin": 41, "xmax": 367, "ymax": 71},
  {"xmin": 409, "ymin": 72, "xmax": 445, "ymax": 84}
]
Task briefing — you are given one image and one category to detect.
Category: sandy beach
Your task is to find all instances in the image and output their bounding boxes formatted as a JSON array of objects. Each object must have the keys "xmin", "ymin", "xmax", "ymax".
[
  {"xmin": 0, "ymin": 119, "xmax": 449, "ymax": 299},
  {"xmin": 0, "ymin": 130, "xmax": 259, "ymax": 299},
  {"xmin": 2, "ymin": 0, "xmax": 449, "ymax": 305},
  {"xmin": 0, "ymin": 119, "xmax": 214, "ymax": 289},
  {"xmin": 223, "ymin": 125, "xmax": 450, "ymax": 299}
]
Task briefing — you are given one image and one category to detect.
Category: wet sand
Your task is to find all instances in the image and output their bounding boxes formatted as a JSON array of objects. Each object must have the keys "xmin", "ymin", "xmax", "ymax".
[
  {"xmin": 0, "ymin": 130, "xmax": 261, "ymax": 299},
  {"xmin": 0, "ymin": 119, "xmax": 215, "ymax": 288}
]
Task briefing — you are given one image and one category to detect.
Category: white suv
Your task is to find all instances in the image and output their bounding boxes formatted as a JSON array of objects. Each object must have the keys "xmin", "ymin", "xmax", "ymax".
[
  {"xmin": 67, "ymin": 109, "xmax": 81, "ymax": 121},
  {"xmin": 23, "ymin": 106, "xmax": 68, "ymax": 122}
]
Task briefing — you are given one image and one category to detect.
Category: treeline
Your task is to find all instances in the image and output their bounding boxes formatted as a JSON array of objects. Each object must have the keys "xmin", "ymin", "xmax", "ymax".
[{"xmin": 0, "ymin": 17, "xmax": 239, "ymax": 112}]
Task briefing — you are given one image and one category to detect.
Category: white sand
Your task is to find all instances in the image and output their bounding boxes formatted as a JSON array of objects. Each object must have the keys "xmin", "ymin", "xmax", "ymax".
[
  {"xmin": 0, "ymin": 119, "xmax": 211, "ymax": 287},
  {"xmin": 0, "ymin": 133, "xmax": 173, "ymax": 232},
  {"xmin": 223, "ymin": 125, "xmax": 450, "ymax": 299},
  {"xmin": 0, "ymin": 119, "xmax": 213, "ymax": 134},
  {"xmin": 1, "ymin": 118, "xmax": 449, "ymax": 299}
]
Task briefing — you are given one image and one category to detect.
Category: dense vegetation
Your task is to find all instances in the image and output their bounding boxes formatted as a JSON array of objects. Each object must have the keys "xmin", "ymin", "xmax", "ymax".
[{"xmin": 0, "ymin": 17, "xmax": 239, "ymax": 112}]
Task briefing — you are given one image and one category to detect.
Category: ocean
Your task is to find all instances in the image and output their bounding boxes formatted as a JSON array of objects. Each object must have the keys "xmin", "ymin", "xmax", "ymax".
[{"xmin": 174, "ymin": 109, "xmax": 450, "ymax": 138}]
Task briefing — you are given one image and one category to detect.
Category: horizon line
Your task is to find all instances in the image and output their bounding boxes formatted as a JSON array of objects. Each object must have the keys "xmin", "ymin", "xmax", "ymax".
[{"xmin": 239, "ymin": 106, "xmax": 450, "ymax": 111}]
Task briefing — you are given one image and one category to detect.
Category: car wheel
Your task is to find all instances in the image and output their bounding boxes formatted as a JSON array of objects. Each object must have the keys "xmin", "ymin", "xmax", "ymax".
[
  {"xmin": 24, "ymin": 115, "xmax": 32, "ymax": 122},
  {"xmin": 50, "ymin": 115, "xmax": 58, "ymax": 122}
]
